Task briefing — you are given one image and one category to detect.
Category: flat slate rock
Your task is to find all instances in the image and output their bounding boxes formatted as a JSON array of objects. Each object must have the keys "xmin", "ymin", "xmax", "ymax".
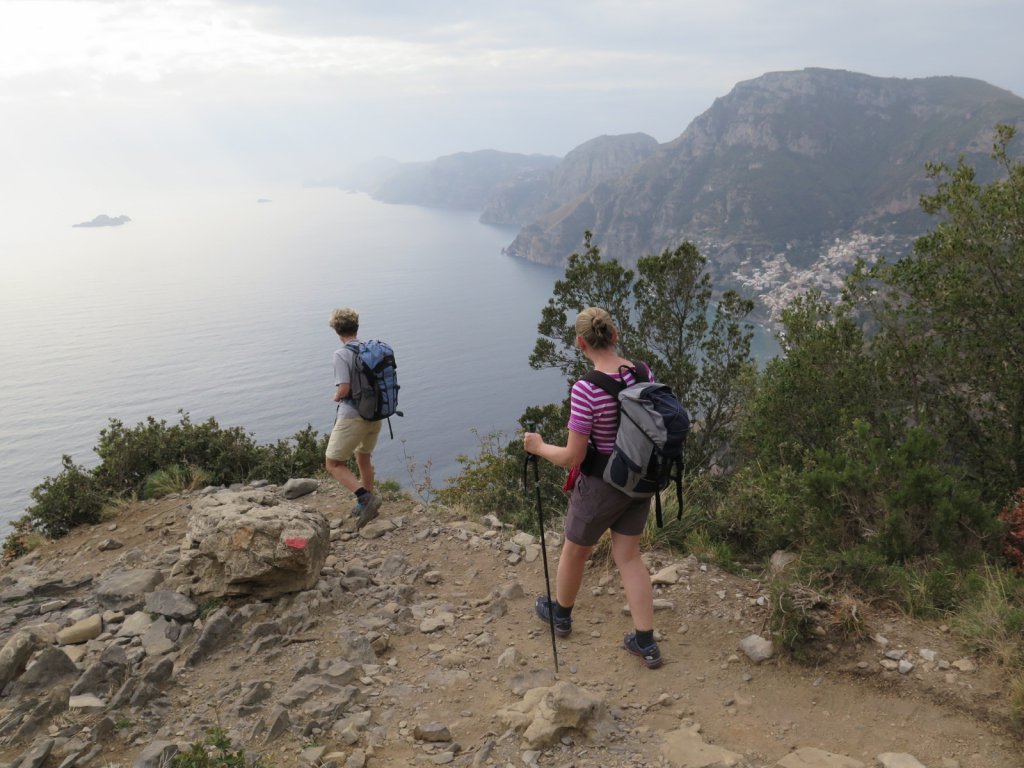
[{"xmin": 96, "ymin": 569, "xmax": 165, "ymax": 612}]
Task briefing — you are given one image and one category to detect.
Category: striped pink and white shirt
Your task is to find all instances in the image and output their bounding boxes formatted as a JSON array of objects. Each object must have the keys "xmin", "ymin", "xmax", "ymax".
[{"xmin": 568, "ymin": 364, "xmax": 652, "ymax": 455}]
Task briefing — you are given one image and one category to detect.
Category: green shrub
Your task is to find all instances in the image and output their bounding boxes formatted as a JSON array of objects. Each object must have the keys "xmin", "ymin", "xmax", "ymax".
[
  {"xmin": 438, "ymin": 429, "xmax": 547, "ymax": 530},
  {"xmin": 882, "ymin": 556, "xmax": 965, "ymax": 616},
  {"xmin": 23, "ymin": 455, "xmax": 106, "ymax": 538},
  {"xmin": 197, "ymin": 597, "xmax": 226, "ymax": 621},
  {"xmin": 93, "ymin": 412, "xmax": 263, "ymax": 493},
  {"xmin": 683, "ymin": 526, "xmax": 737, "ymax": 570},
  {"xmin": 734, "ymin": 291, "xmax": 882, "ymax": 472},
  {"xmin": 644, "ymin": 498, "xmax": 698, "ymax": 553},
  {"xmin": 767, "ymin": 578, "xmax": 826, "ymax": 661},
  {"xmin": 792, "ymin": 423, "xmax": 998, "ymax": 565},
  {"xmin": 10, "ymin": 414, "xmax": 331, "ymax": 552},
  {"xmin": 704, "ymin": 463, "xmax": 806, "ymax": 557},
  {"xmin": 1010, "ymin": 675, "xmax": 1024, "ymax": 726},
  {"xmin": 254, "ymin": 424, "xmax": 329, "ymax": 483},
  {"xmin": 827, "ymin": 545, "xmax": 898, "ymax": 597}
]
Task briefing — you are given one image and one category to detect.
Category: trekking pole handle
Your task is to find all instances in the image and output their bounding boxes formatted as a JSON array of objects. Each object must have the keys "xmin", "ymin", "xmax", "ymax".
[{"xmin": 525, "ymin": 422, "xmax": 538, "ymax": 465}]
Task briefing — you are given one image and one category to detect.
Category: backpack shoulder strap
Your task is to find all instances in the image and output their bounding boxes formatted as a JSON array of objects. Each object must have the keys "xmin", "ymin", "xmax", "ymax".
[
  {"xmin": 582, "ymin": 360, "xmax": 648, "ymax": 396},
  {"xmin": 582, "ymin": 369, "xmax": 625, "ymax": 397},
  {"xmin": 344, "ymin": 342, "xmax": 365, "ymax": 387},
  {"xmin": 631, "ymin": 361, "xmax": 650, "ymax": 384},
  {"xmin": 579, "ymin": 365, "xmax": 627, "ymax": 475}
]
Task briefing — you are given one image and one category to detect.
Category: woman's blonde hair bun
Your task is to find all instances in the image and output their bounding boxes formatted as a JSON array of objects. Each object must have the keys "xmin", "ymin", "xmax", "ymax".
[{"xmin": 575, "ymin": 307, "xmax": 617, "ymax": 349}]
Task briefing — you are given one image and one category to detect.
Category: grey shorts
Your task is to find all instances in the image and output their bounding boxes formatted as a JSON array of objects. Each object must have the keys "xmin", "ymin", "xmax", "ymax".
[{"xmin": 564, "ymin": 473, "xmax": 651, "ymax": 547}]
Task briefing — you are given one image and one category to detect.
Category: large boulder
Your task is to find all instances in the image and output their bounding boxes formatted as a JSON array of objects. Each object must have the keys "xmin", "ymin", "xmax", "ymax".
[{"xmin": 172, "ymin": 491, "xmax": 330, "ymax": 598}]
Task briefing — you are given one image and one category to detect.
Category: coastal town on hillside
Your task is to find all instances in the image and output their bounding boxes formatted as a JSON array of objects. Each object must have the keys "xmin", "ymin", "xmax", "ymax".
[{"xmin": 730, "ymin": 231, "xmax": 906, "ymax": 324}]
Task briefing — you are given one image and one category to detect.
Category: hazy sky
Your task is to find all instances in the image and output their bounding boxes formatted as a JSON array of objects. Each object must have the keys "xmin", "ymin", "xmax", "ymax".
[{"xmin": 1, "ymin": 0, "xmax": 1022, "ymax": 187}]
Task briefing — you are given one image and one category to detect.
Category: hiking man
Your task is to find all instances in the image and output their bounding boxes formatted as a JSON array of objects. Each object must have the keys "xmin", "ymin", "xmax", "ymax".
[
  {"xmin": 326, "ymin": 307, "xmax": 383, "ymax": 528},
  {"xmin": 523, "ymin": 307, "xmax": 663, "ymax": 669}
]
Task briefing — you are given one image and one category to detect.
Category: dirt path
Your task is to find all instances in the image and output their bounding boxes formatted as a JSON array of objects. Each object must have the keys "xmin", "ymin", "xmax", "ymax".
[{"xmin": 3, "ymin": 487, "xmax": 1022, "ymax": 767}]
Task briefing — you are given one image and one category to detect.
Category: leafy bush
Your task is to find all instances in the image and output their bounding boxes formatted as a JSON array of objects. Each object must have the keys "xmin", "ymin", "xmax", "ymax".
[
  {"xmin": 734, "ymin": 291, "xmax": 883, "ymax": 471},
  {"xmin": 700, "ymin": 464, "xmax": 807, "ymax": 558},
  {"xmin": 93, "ymin": 412, "xmax": 263, "ymax": 493},
  {"xmin": 22, "ymin": 455, "xmax": 106, "ymax": 538},
  {"xmin": 682, "ymin": 526, "xmax": 737, "ymax": 570},
  {"xmin": 801, "ymin": 423, "xmax": 998, "ymax": 563},
  {"xmin": 5, "ymin": 414, "xmax": 331, "ymax": 558},
  {"xmin": 255, "ymin": 424, "xmax": 329, "ymax": 484},
  {"xmin": 376, "ymin": 478, "xmax": 405, "ymax": 502},
  {"xmin": 849, "ymin": 125, "xmax": 1024, "ymax": 503}
]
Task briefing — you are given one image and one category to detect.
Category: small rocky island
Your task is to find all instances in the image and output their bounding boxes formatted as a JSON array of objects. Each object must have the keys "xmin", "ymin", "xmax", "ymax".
[{"xmin": 72, "ymin": 215, "xmax": 131, "ymax": 228}]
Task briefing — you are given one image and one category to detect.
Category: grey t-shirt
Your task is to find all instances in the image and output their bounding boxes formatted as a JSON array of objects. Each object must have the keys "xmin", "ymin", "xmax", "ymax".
[{"xmin": 333, "ymin": 343, "xmax": 359, "ymax": 419}]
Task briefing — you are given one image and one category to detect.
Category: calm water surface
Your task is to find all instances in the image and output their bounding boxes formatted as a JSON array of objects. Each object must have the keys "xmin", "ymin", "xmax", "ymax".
[{"xmin": 0, "ymin": 186, "xmax": 571, "ymax": 528}]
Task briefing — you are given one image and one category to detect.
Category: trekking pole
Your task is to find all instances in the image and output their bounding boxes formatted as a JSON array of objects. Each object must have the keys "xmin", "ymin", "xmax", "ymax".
[{"xmin": 524, "ymin": 421, "xmax": 559, "ymax": 674}]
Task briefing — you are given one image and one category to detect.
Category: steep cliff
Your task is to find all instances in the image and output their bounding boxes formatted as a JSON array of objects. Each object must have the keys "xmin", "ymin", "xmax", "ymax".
[
  {"xmin": 480, "ymin": 133, "xmax": 659, "ymax": 226},
  {"xmin": 504, "ymin": 69, "xmax": 1024, "ymax": 272}
]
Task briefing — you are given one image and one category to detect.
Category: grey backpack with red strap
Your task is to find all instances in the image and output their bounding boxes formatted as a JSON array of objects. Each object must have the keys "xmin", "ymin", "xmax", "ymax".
[{"xmin": 581, "ymin": 362, "xmax": 690, "ymax": 526}]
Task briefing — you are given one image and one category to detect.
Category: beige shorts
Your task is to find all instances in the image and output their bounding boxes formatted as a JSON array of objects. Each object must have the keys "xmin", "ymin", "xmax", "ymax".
[{"xmin": 325, "ymin": 418, "xmax": 382, "ymax": 461}]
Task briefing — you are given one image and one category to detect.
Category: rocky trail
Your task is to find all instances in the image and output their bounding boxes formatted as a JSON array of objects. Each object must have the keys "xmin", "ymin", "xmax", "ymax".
[{"xmin": 0, "ymin": 481, "xmax": 1021, "ymax": 768}]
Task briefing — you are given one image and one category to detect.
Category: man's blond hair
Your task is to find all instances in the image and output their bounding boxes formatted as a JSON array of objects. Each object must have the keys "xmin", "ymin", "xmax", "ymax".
[{"xmin": 329, "ymin": 307, "xmax": 359, "ymax": 336}]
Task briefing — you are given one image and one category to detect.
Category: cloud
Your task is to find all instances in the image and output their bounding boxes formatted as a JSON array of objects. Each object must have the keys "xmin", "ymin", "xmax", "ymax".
[
  {"xmin": 0, "ymin": 1, "xmax": 428, "ymax": 83},
  {"xmin": 0, "ymin": 0, "xmax": 1021, "ymax": 182}
]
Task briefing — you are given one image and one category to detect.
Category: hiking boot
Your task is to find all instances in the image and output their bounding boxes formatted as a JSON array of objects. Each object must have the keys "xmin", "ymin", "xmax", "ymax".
[
  {"xmin": 623, "ymin": 632, "xmax": 663, "ymax": 669},
  {"xmin": 534, "ymin": 596, "xmax": 572, "ymax": 637},
  {"xmin": 353, "ymin": 492, "xmax": 381, "ymax": 529}
]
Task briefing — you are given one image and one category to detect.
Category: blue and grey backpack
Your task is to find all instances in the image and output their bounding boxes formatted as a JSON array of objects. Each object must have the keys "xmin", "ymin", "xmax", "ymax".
[
  {"xmin": 580, "ymin": 362, "xmax": 689, "ymax": 527},
  {"xmin": 345, "ymin": 340, "xmax": 403, "ymax": 436}
]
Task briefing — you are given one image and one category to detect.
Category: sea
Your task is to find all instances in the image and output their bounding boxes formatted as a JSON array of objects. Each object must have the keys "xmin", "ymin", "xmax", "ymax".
[{"xmin": 0, "ymin": 185, "xmax": 779, "ymax": 531}]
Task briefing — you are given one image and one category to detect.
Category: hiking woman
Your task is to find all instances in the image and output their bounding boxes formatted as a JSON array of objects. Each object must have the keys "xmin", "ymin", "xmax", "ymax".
[{"xmin": 523, "ymin": 307, "xmax": 662, "ymax": 669}]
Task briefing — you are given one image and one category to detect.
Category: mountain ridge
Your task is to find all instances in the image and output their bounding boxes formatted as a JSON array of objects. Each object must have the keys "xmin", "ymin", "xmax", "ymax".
[
  {"xmin": 505, "ymin": 68, "xmax": 1024, "ymax": 275},
  {"xmin": 336, "ymin": 68, "xmax": 1024, "ymax": 320}
]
